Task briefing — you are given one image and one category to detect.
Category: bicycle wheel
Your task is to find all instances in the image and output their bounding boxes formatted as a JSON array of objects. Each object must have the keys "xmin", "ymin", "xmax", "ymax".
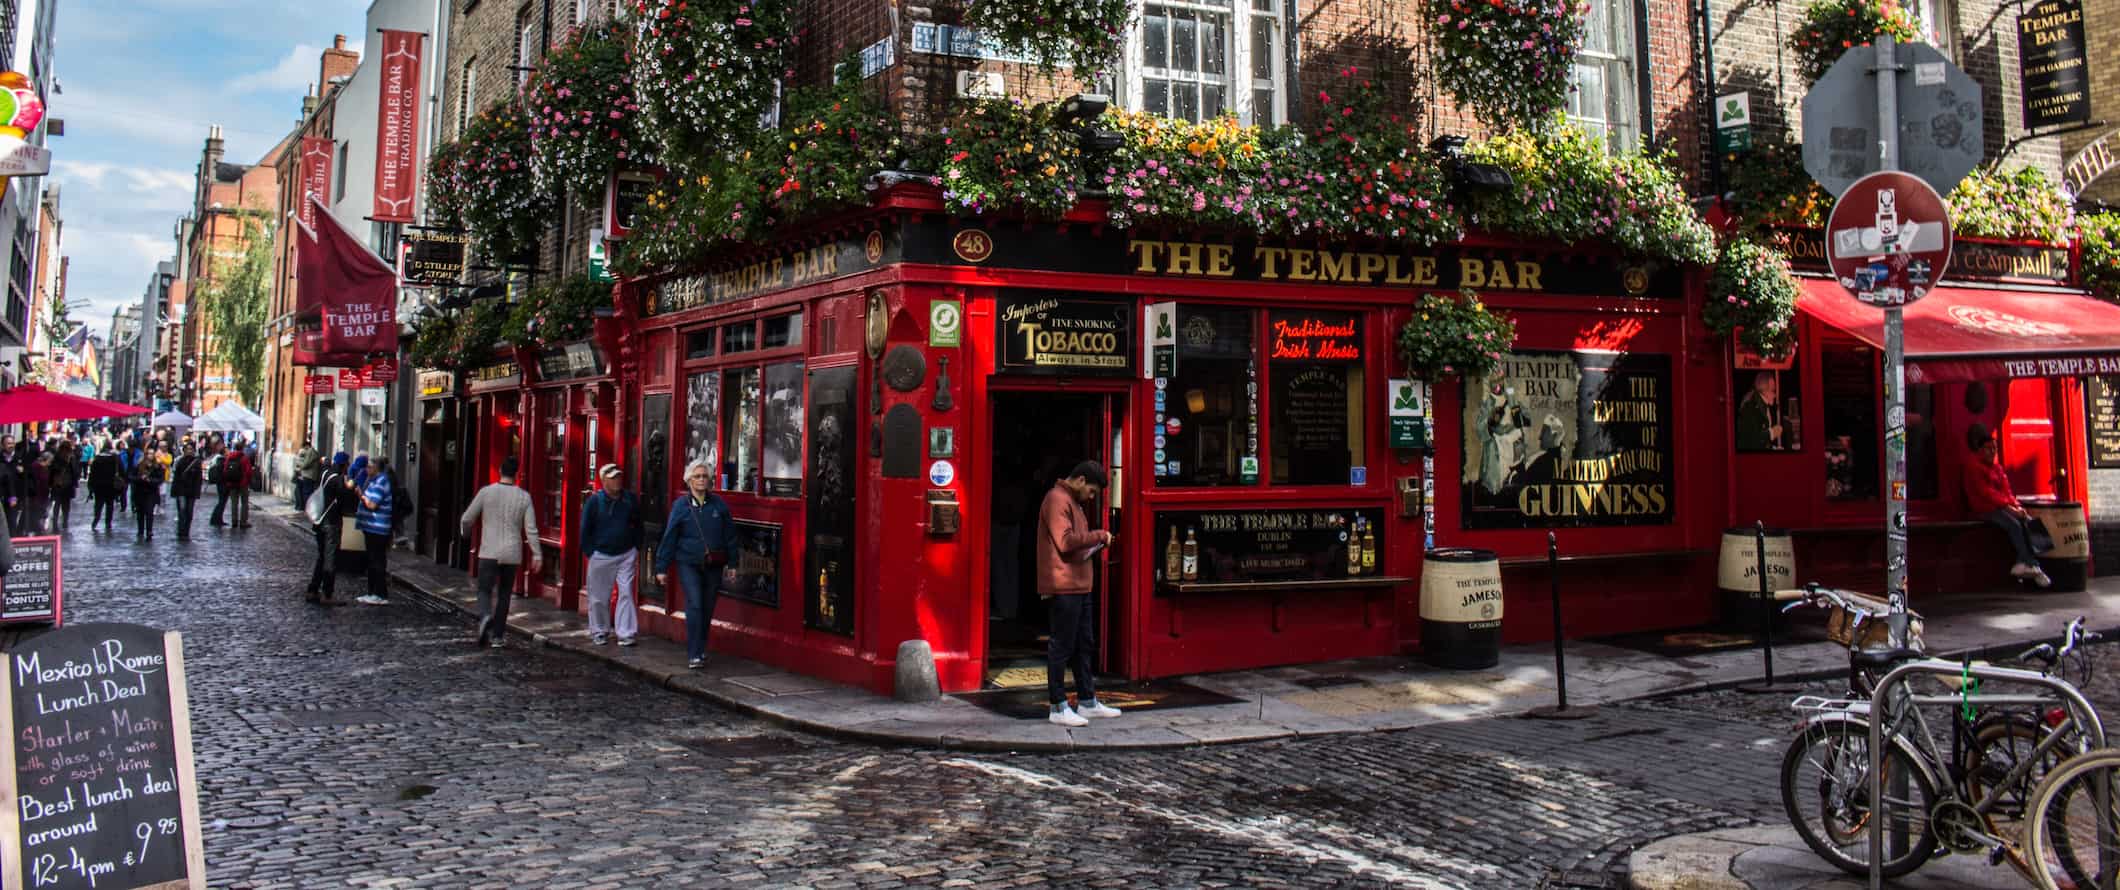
[
  {"xmin": 1967, "ymin": 714, "xmax": 2076, "ymax": 881},
  {"xmin": 1781, "ymin": 718, "xmax": 1940, "ymax": 878},
  {"xmin": 2026, "ymin": 748, "xmax": 2120, "ymax": 890}
]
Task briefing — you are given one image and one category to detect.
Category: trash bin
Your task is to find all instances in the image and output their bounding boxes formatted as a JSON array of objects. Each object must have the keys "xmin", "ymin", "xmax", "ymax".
[
  {"xmin": 2023, "ymin": 501, "xmax": 2088, "ymax": 592},
  {"xmin": 1718, "ymin": 526, "xmax": 1795, "ymax": 627},
  {"xmin": 1421, "ymin": 548, "xmax": 1503, "ymax": 670}
]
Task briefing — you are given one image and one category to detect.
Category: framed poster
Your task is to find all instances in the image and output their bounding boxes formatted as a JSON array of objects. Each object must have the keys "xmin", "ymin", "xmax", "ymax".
[
  {"xmin": 684, "ymin": 370, "xmax": 722, "ymax": 481},
  {"xmin": 721, "ymin": 520, "xmax": 781, "ymax": 608},
  {"xmin": 1460, "ymin": 351, "xmax": 1674, "ymax": 528}
]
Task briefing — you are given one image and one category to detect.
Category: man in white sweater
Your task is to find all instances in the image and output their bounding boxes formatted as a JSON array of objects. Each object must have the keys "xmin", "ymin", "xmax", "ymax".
[{"xmin": 460, "ymin": 456, "xmax": 542, "ymax": 649}]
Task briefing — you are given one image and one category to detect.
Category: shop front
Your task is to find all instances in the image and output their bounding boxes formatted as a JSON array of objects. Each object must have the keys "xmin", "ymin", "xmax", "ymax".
[
  {"xmin": 1737, "ymin": 232, "xmax": 2116, "ymax": 596},
  {"xmin": 413, "ymin": 370, "xmax": 471, "ymax": 569},
  {"xmin": 454, "ymin": 356, "xmax": 524, "ymax": 569},
  {"xmin": 521, "ymin": 339, "xmax": 618, "ymax": 609},
  {"xmin": 619, "ymin": 193, "xmax": 1727, "ymax": 695}
]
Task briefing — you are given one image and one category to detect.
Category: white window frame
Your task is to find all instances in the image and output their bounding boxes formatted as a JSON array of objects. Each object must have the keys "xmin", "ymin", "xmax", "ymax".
[
  {"xmin": 574, "ymin": 0, "xmax": 590, "ymax": 25},
  {"xmin": 456, "ymin": 58, "xmax": 477, "ymax": 138},
  {"xmin": 1567, "ymin": 0, "xmax": 1639, "ymax": 153},
  {"xmin": 1909, "ymin": 0, "xmax": 1954, "ymax": 53},
  {"xmin": 515, "ymin": 6, "xmax": 537, "ymax": 88},
  {"xmin": 1119, "ymin": 0, "xmax": 1286, "ymax": 126}
]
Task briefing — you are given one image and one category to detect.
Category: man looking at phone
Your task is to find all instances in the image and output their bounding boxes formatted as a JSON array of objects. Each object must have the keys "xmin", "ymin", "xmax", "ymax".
[{"xmin": 1037, "ymin": 461, "xmax": 1122, "ymax": 728}]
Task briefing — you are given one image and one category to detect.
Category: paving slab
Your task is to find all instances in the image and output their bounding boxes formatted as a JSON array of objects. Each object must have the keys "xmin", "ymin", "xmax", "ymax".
[{"xmin": 1631, "ymin": 825, "xmax": 2021, "ymax": 890}]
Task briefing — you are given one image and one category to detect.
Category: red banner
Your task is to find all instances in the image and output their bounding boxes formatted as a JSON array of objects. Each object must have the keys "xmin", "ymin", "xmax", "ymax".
[
  {"xmin": 304, "ymin": 375, "xmax": 336, "ymax": 395},
  {"xmin": 363, "ymin": 358, "xmax": 399, "ymax": 384},
  {"xmin": 371, "ymin": 30, "xmax": 424, "ymax": 223},
  {"xmin": 337, "ymin": 369, "xmax": 365, "ymax": 390},
  {"xmin": 295, "ymin": 195, "xmax": 399, "ymax": 362},
  {"xmin": 298, "ymin": 137, "xmax": 334, "ymax": 232}
]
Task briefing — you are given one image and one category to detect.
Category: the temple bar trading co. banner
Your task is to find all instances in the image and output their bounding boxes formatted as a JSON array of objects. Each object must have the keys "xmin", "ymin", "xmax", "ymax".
[{"xmin": 371, "ymin": 29, "xmax": 424, "ymax": 224}]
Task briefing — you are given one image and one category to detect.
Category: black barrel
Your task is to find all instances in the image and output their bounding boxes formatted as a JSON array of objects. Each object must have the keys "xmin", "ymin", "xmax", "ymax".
[
  {"xmin": 2024, "ymin": 501, "xmax": 2089, "ymax": 592},
  {"xmin": 1421, "ymin": 548, "xmax": 1503, "ymax": 670},
  {"xmin": 1717, "ymin": 526, "xmax": 1794, "ymax": 627}
]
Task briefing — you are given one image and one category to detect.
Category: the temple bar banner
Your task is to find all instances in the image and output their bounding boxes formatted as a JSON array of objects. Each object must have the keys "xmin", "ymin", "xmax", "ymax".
[
  {"xmin": 371, "ymin": 30, "xmax": 424, "ymax": 223},
  {"xmin": 298, "ymin": 137, "xmax": 333, "ymax": 232}
]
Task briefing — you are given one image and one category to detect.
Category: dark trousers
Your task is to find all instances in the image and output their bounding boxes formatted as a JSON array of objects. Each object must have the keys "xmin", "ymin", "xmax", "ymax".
[
  {"xmin": 364, "ymin": 532, "xmax": 391, "ymax": 600},
  {"xmin": 173, "ymin": 496, "xmax": 197, "ymax": 538},
  {"xmin": 475, "ymin": 559, "xmax": 519, "ymax": 643},
  {"xmin": 294, "ymin": 478, "xmax": 318, "ymax": 514},
  {"xmin": 92, "ymin": 494, "xmax": 116, "ymax": 530},
  {"xmin": 210, "ymin": 485, "xmax": 231, "ymax": 525},
  {"xmin": 132, "ymin": 491, "xmax": 157, "ymax": 540},
  {"xmin": 676, "ymin": 562, "xmax": 721, "ymax": 660},
  {"xmin": 308, "ymin": 522, "xmax": 341, "ymax": 596},
  {"xmin": 1985, "ymin": 508, "xmax": 2043, "ymax": 566},
  {"xmin": 1046, "ymin": 593, "xmax": 1098, "ymax": 706},
  {"xmin": 51, "ymin": 492, "xmax": 70, "ymax": 529}
]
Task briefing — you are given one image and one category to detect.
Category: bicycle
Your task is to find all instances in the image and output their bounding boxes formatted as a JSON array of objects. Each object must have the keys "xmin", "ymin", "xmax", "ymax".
[{"xmin": 1775, "ymin": 584, "xmax": 2102, "ymax": 881}]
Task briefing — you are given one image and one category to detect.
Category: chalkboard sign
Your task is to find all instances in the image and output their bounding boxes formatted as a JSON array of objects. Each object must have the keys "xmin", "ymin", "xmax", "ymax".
[
  {"xmin": 0, "ymin": 538, "xmax": 62, "ymax": 625},
  {"xmin": 0, "ymin": 622, "xmax": 204, "ymax": 889},
  {"xmin": 2089, "ymin": 377, "xmax": 2120, "ymax": 469},
  {"xmin": 1153, "ymin": 507, "xmax": 1387, "ymax": 588}
]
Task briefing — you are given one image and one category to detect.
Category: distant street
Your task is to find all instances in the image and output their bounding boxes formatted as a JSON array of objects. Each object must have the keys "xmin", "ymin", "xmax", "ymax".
[{"xmin": 39, "ymin": 513, "xmax": 1963, "ymax": 888}]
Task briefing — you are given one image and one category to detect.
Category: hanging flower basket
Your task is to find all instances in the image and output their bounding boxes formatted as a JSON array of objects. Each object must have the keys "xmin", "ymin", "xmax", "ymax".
[
  {"xmin": 630, "ymin": 0, "xmax": 791, "ymax": 178},
  {"xmin": 524, "ymin": 22, "xmax": 645, "ymax": 198},
  {"xmin": 1426, "ymin": 0, "xmax": 1587, "ymax": 131},
  {"xmin": 409, "ymin": 299, "xmax": 509, "ymax": 372},
  {"xmin": 1704, "ymin": 236, "xmax": 1801, "ymax": 358},
  {"xmin": 1946, "ymin": 166, "xmax": 2072, "ymax": 244},
  {"xmin": 505, "ymin": 274, "xmax": 611, "ymax": 346},
  {"xmin": 766, "ymin": 60, "xmax": 903, "ymax": 221},
  {"xmin": 428, "ymin": 102, "xmax": 555, "ymax": 262},
  {"xmin": 1724, "ymin": 136, "xmax": 1830, "ymax": 230},
  {"xmin": 930, "ymin": 99, "xmax": 1083, "ymax": 219},
  {"xmin": 961, "ymin": 0, "xmax": 1129, "ymax": 76},
  {"xmin": 1398, "ymin": 289, "xmax": 1517, "ymax": 381},
  {"xmin": 1788, "ymin": 0, "xmax": 1922, "ymax": 86}
]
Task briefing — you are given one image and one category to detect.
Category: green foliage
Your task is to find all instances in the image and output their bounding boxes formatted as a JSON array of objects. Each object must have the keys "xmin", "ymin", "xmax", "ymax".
[
  {"xmin": 408, "ymin": 298, "xmax": 509, "ymax": 372},
  {"xmin": 1427, "ymin": 0, "xmax": 1587, "ymax": 130},
  {"xmin": 962, "ymin": 0, "xmax": 1129, "ymax": 76},
  {"xmin": 765, "ymin": 61, "xmax": 903, "ymax": 222},
  {"xmin": 504, "ymin": 274, "xmax": 610, "ymax": 346},
  {"xmin": 1705, "ymin": 236, "xmax": 1802, "ymax": 357},
  {"xmin": 2082, "ymin": 212, "xmax": 2120, "ymax": 301},
  {"xmin": 1724, "ymin": 136, "xmax": 1829, "ymax": 230},
  {"xmin": 1397, "ymin": 288, "xmax": 1517, "ymax": 380},
  {"xmin": 1463, "ymin": 119, "xmax": 1716, "ymax": 264},
  {"xmin": 1947, "ymin": 166, "xmax": 2072, "ymax": 244},
  {"xmin": 200, "ymin": 213, "xmax": 274, "ymax": 407},
  {"xmin": 932, "ymin": 99, "xmax": 1084, "ymax": 219},
  {"xmin": 1788, "ymin": 0, "xmax": 1922, "ymax": 86},
  {"xmin": 525, "ymin": 21, "xmax": 644, "ymax": 198},
  {"xmin": 428, "ymin": 102, "xmax": 555, "ymax": 262}
]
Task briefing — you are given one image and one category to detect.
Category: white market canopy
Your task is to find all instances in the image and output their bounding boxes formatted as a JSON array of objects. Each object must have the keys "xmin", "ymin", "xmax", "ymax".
[
  {"xmin": 149, "ymin": 410, "xmax": 193, "ymax": 429},
  {"xmin": 195, "ymin": 401, "xmax": 265, "ymax": 433}
]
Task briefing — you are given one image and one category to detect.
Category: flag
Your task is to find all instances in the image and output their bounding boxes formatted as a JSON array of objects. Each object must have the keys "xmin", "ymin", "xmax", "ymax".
[
  {"xmin": 293, "ymin": 195, "xmax": 398, "ymax": 366},
  {"xmin": 62, "ymin": 323, "xmax": 86, "ymax": 352}
]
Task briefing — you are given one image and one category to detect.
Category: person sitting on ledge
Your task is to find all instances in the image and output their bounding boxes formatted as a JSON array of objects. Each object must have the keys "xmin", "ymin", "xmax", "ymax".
[{"xmin": 1963, "ymin": 423, "xmax": 2050, "ymax": 588}]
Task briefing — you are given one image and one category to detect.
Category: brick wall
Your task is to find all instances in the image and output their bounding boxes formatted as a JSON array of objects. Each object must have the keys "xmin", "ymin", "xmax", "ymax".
[
  {"xmin": 1707, "ymin": 0, "xmax": 2065, "ymax": 179},
  {"xmin": 2059, "ymin": 0, "xmax": 2116, "ymax": 205}
]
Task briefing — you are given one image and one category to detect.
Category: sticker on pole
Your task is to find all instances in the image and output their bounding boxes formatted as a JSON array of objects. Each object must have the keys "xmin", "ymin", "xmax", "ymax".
[{"xmin": 1825, "ymin": 170, "xmax": 1954, "ymax": 307}]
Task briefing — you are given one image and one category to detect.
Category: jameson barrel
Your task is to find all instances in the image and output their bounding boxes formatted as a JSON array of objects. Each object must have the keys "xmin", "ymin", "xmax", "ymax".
[
  {"xmin": 2024, "ymin": 501, "xmax": 2089, "ymax": 591},
  {"xmin": 1717, "ymin": 527, "xmax": 1795, "ymax": 625},
  {"xmin": 1421, "ymin": 548, "xmax": 1504, "ymax": 669}
]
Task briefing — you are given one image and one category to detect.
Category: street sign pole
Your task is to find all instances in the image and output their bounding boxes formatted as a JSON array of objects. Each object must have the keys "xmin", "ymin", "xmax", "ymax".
[{"xmin": 1874, "ymin": 37, "xmax": 1912, "ymax": 652}]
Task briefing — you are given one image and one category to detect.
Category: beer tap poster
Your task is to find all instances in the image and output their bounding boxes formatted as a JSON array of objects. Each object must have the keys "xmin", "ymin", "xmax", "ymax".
[{"xmin": 1460, "ymin": 350, "xmax": 1674, "ymax": 528}]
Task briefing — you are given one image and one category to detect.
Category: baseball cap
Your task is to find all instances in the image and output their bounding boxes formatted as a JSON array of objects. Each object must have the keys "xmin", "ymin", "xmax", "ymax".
[{"xmin": 599, "ymin": 463, "xmax": 623, "ymax": 478}]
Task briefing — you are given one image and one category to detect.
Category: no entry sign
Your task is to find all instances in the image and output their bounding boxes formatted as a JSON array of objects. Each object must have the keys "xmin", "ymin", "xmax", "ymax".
[{"xmin": 1825, "ymin": 170, "xmax": 1954, "ymax": 306}]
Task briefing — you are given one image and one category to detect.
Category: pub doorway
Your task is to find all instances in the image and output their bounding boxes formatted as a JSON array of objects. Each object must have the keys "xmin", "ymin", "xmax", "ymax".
[{"xmin": 986, "ymin": 390, "xmax": 1125, "ymax": 688}]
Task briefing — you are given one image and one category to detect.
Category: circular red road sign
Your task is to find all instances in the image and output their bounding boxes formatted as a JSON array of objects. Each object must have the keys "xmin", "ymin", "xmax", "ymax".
[{"xmin": 1825, "ymin": 170, "xmax": 1954, "ymax": 307}]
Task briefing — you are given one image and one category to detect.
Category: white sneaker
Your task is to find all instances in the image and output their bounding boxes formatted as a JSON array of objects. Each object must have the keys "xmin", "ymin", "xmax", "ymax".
[
  {"xmin": 2034, "ymin": 569, "xmax": 2053, "ymax": 589},
  {"xmin": 355, "ymin": 595, "xmax": 388, "ymax": 605},
  {"xmin": 1075, "ymin": 699, "xmax": 1122, "ymax": 719},
  {"xmin": 2011, "ymin": 563, "xmax": 2037, "ymax": 579},
  {"xmin": 1048, "ymin": 704, "xmax": 1088, "ymax": 727}
]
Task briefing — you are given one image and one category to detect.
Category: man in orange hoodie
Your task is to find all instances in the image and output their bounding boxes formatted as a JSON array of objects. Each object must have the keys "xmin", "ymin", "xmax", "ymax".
[{"xmin": 1036, "ymin": 461, "xmax": 1122, "ymax": 727}]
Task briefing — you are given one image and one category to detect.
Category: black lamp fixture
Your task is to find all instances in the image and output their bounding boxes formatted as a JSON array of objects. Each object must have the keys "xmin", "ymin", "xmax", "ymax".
[
  {"xmin": 1061, "ymin": 93, "xmax": 1125, "ymax": 154},
  {"xmin": 1429, "ymin": 134, "xmax": 1513, "ymax": 193}
]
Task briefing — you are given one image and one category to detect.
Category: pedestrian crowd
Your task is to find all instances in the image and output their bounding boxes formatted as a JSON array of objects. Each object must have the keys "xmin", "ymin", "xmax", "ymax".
[{"xmin": 0, "ymin": 427, "xmax": 268, "ymax": 542}]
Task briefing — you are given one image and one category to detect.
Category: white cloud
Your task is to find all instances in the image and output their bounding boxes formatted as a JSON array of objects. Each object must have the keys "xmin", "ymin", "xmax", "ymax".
[
  {"xmin": 229, "ymin": 42, "xmax": 363, "ymax": 95},
  {"xmin": 51, "ymin": 161, "xmax": 194, "ymax": 210}
]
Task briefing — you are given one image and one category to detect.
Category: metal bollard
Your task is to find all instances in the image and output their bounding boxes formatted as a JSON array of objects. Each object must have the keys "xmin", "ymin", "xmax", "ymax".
[
  {"xmin": 1526, "ymin": 531, "xmax": 1591, "ymax": 720},
  {"xmin": 1738, "ymin": 520, "xmax": 1799, "ymax": 694}
]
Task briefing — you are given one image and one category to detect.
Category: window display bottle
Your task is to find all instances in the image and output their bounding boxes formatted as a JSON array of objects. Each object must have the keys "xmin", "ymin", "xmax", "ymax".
[
  {"xmin": 1346, "ymin": 517, "xmax": 1363, "ymax": 576},
  {"xmin": 1164, "ymin": 527, "xmax": 1182, "ymax": 583},
  {"xmin": 1360, "ymin": 519, "xmax": 1377, "ymax": 575},
  {"xmin": 1181, "ymin": 528, "xmax": 1200, "ymax": 581}
]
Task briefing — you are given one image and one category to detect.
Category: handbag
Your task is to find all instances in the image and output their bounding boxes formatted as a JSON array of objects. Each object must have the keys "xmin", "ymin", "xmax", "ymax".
[
  {"xmin": 2026, "ymin": 516, "xmax": 2056, "ymax": 554},
  {"xmin": 685, "ymin": 498, "xmax": 727, "ymax": 568}
]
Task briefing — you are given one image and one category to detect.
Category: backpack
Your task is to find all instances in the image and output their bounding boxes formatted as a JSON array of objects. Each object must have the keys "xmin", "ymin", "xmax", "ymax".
[{"xmin": 206, "ymin": 455, "xmax": 224, "ymax": 485}]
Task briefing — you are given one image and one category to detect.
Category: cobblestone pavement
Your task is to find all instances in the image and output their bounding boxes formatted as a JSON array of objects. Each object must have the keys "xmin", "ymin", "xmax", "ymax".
[{"xmin": 44, "ymin": 513, "xmax": 2120, "ymax": 888}]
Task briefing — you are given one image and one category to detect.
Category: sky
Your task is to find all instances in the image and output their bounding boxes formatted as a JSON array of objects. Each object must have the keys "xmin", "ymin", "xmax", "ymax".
[{"xmin": 47, "ymin": 0, "xmax": 374, "ymax": 339}]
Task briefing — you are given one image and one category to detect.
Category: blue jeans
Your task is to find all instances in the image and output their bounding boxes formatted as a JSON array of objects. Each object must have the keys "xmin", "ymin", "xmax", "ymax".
[
  {"xmin": 676, "ymin": 562, "xmax": 722, "ymax": 661},
  {"xmin": 1984, "ymin": 508, "xmax": 2042, "ymax": 566}
]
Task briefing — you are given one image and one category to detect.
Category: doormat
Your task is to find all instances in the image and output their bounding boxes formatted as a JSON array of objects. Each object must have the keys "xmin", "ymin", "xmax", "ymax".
[
  {"xmin": 1591, "ymin": 621, "xmax": 1830, "ymax": 659},
  {"xmin": 954, "ymin": 682, "xmax": 1249, "ymax": 720}
]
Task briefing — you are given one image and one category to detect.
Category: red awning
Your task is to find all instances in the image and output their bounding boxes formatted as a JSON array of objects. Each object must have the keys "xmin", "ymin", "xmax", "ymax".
[{"xmin": 1797, "ymin": 281, "xmax": 2120, "ymax": 383}]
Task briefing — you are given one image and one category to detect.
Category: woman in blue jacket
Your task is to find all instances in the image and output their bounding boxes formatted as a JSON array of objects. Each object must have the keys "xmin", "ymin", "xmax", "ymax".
[{"xmin": 656, "ymin": 460, "xmax": 738, "ymax": 669}]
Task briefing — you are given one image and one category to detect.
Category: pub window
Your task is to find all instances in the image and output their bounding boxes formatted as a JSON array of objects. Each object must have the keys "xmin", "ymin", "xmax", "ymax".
[
  {"xmin": 762, "ymin": 361, "xmax": 806, "ymax": 496},
  {"xmin": 1159, "ymin": 305, "xmax": 1258, "ymax": 487},
  {"xmin": 723, "ymin": 321, "xmax": 758, "ymax": 354},
  {"xmin": 1821, "ymin": 340, "xmax": 1880, "ymax": 500},
  {"xmin": 762, "ymin": 311, "xmax": 803, "ymax": 350},
  {"xmin": 722, "ymin": 367, "xmax": 763, "ymax": 493},
  {"xmin": 684, "ymin": 370, "xmax": 721, "ymax": 476},
  {"xmin": 1268, "ymin": 310, "xmax": 1365, "ymax": 485},
  {"xmin": 685, "ymin": 329, "xmax": 716, "ymax": 361}
]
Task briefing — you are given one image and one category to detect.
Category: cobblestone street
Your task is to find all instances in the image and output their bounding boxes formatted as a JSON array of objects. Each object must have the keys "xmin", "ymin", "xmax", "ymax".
[{"xmin": 46, "ymin": 515, "xmax": 2109, "ymax": 888}]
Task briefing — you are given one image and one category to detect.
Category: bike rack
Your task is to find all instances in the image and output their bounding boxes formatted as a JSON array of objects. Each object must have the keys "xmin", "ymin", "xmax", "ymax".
[{"xmin": 1866, "ymin": 660, "xmax": 2109, "ymax": 890}]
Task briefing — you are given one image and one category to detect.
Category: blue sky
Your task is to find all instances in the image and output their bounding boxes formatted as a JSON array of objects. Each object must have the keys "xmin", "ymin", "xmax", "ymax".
[{"xmin": 49, "ymin": 0, "xmax": 374, "ymax": 334}]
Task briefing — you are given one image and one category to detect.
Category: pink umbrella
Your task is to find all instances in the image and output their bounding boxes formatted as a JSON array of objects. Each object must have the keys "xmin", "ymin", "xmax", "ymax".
[{"xmin": 0, "ymin": 385, "xmax": 150, "ymax": 425}]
